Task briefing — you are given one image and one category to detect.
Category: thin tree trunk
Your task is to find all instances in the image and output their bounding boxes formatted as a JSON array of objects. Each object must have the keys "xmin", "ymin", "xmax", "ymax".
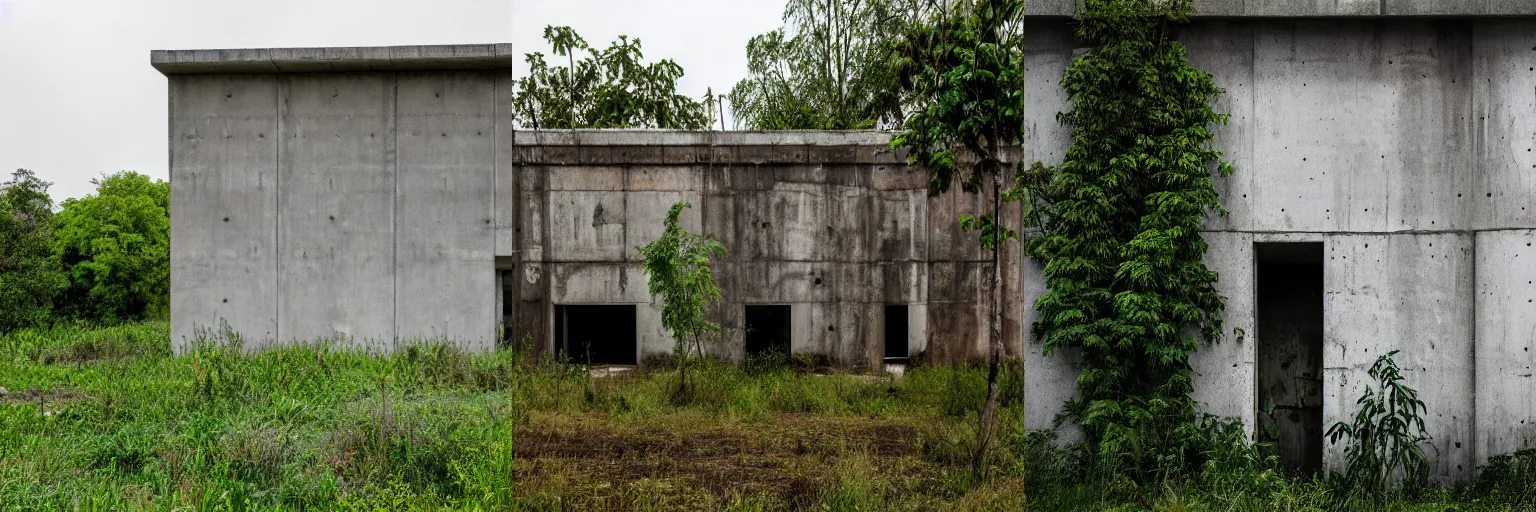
[{"xmin": 973, "ymin": 163, "xmax": 1004, "ymax": 479}]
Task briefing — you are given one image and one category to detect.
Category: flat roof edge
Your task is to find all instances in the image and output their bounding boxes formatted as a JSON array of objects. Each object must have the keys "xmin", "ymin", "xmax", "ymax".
[
  {"xmin": 511, "ymin": 130, "xmax": 896, "ymax": 147},
  {"xmin": 151, "ymin": 44, "xmax": 513, "ymax": 75}
]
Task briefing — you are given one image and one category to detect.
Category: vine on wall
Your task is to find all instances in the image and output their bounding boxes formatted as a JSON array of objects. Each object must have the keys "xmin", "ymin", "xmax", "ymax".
[{"xmin": 1020, "ymin": 0, "xmax": 1234, "ymax": 480}]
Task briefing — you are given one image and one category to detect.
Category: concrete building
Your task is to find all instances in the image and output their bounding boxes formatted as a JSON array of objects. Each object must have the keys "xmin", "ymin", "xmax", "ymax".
[{"xmin": 157, "ymin": 3, "xmax": 1536, "ymax": 483}]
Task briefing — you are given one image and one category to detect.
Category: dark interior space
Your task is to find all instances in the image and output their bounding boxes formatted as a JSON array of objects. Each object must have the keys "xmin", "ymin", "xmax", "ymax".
[
  {"xmin": 744, "ymin": 305, "xmax": 791, "ymax": 356},
  {"xmin": 1255, "ymin": 242, "xmax": 1325, "ymax": 478},
  {"xmin": 884, "ymin": 305, "xmax": 909, "ymax": 360},
  {"xmin": 555, "ymin": 304, "xmax": 636, "ymax": 365}
]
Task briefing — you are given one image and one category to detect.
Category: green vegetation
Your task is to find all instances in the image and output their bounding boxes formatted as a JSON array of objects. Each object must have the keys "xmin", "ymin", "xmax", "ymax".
[
  {"xmin": 0, "ymin": 169, "xmax": 68, "ymax": 333},
  {"xmin": 3, "ymin": 323, "xmax": 1534, "ymax": 510},
  {"xmin": 729, "ymin": 0, "xmax": 931, "ymax": 130},
  {"xmin": 637, "ymin": 202, "xmax": 727, "ymax": 400},
  {"xmin": 0, "ymin": 169, "xmax": 170, "ymax": 334},
  {"xmin": 51, "ymin": 171, "xmax": 172, "ymax": 323},
  {"xmin": 0, "ymin": 322, "xmax": 1032, "ymax": 510},
  {"xmin": 1017, "ymin": 0, "xmax": 1235, "ymax": 481},
  {"xmin": 889, "ymin": 0, "xmax": 1027, "ymax": 477},
  {"xmin": 513, "ymin": 26, "xmax": 711, "ymax": 130},
  {"xmin": 1327, "ymin": 350, "xmax": 1432, "ymax": 494}
]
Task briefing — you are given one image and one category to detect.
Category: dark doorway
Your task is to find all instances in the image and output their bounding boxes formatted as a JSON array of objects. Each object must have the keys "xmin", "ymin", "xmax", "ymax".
[
  {"xmin": 884, "ymin": 305, "xmax": 909, "ymax": 361},
  {"xmin": 1256, "ymin": 242, "xmax": 1325, "ymax": 478},
  {"xmin": 555, "ymin": 305, "xmax": 636, "ymax": 365},
  {"xmin": 744, "ymin": 305, "xmax": 791, "ymax": 356}
]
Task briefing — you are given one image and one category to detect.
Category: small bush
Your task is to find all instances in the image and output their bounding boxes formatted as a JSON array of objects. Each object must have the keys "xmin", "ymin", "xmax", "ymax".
[{"xmin": 1475, "ymin": 447, "xmax": 1536, "ymax": 506}]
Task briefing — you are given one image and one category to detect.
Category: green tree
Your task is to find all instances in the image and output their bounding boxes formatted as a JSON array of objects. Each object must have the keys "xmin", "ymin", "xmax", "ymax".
[
  {"xmin": 729, "ymin": 0, "xmax": 932, "ymax": 130},
  {"xmin": 1022, "ymin": 0, "xmax": 1233, "ymax": 481},
  {"xmin": 637, "ymin": 202, "xmax": 726, "ymax": 400},
  {"xmin": 0, "ymin": 169, "xmax": 68, "ymax": 333},
  {"xmin": 889, "ymin": 0, "xmax": 1026, "ymax": 478},
  {"xmin": 514, "ymin": 26, "xmax": 710, "ymax": 130},
  {"xmin": 52, "ymin": 171, "xmax": 171, "ymax": 324}
]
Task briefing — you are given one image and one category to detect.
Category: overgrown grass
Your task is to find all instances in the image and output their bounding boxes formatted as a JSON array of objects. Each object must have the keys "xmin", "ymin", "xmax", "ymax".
[{"xmin": 0, "ymin": 322, "xmax": 1532, "ymax": 510}]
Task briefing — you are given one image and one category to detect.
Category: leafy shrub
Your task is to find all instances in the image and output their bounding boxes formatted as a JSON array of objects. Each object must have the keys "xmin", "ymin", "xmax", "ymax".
[
  {"xmin": 1474, "ymin": 448, "xmax": 1536, "ymax": 506},
  {"xmin": 0, "ymin": 169, "xmax": 67, "ymax": 333},
  {"xmin": 51, "ymin": 171, "xmax": 170, "ymax": 324},
  {"xmin": 1326, "ymin": 349, "xmax": 1430, "ymax": 495}
]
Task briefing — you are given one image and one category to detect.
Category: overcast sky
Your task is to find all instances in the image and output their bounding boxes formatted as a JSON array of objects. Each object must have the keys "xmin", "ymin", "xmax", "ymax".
[
  {"xmin": 0, "ymin": 0, "xmax": 786, "ymax": 203},
  {"xmin": 0, "ymin": 0, "xmax": 510, "ymax": 202}
]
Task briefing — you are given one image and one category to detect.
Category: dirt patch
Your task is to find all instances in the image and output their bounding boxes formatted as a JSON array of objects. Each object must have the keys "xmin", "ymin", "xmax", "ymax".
[
  {"xmin": 0, "ymin": 386, "xmax": 95, "ymax": 404},
  {"xmin": 511, "ymin": 414, "xmax": 931, "ymax": 505},
  {"xmin": 513, "ymin": 415, "xmax": 921, "ymax": 460}
]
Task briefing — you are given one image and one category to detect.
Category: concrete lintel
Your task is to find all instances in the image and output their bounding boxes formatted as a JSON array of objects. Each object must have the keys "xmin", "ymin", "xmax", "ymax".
[
  {"xmin": 1027, "ymin": 0, "xmax": 1536, "ymax": 17},
  {"xmin": 151, "ymin": 44, "xmax": 512, "ymax": 75}
]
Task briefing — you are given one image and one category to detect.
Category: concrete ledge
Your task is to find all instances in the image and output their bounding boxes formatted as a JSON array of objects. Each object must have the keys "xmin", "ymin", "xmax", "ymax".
[
  {"xmin": 1027, "ymin": 0, "xmax": 1536, "ymax": 17},
  {"xmin": 151, "ymin": 44, "xmax": 512, "ymax": 75}
]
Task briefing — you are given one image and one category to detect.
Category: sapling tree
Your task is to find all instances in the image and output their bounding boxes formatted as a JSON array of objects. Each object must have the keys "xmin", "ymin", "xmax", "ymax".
[
  {"xmin": 637, "ymin": 202, "xmax": 726, "ymax": 400},
  {"xmin": 888, "ymin": 0, "xmax": 1026, "ymax": 478}
]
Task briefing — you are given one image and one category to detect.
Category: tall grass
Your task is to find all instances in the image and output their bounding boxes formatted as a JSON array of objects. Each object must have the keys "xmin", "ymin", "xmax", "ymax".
[{"xmin": 1, "ymin": 322, "xmax": 1531, "ymax": 510}]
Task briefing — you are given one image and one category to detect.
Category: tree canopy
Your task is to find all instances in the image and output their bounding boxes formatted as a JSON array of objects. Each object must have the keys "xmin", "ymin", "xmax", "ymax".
[
  {"xmin": 730, "ymin": 0, "xmax": 932, "ymax": 130},
  {"xmin": 0, "ymin": 169, "xmax": 67, "ymax": 333},
  {"xmin": 514, "ymin": 25, "xmax": 711, "ymax": 130},
  {"xmin": 52, "ymin": 171, "xmax": 171, "ymax": 324}
]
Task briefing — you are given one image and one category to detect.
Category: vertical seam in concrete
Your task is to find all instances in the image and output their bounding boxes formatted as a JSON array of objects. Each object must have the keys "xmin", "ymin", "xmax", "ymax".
[
  {"xmin": 493, "ymin": 73, "xmax": 500, "ymax": 346},
  {"xmin": 391, "ymin": 73, "xmax": 400, "ymax": 351},
  {"xmin": 1467, "ymin": 231, "xmax": 1478, "ymax": 473},
  {"xmin": 167, "ymin": 77, "xmax": 177, "ymax": 347},
  {"xmin": 276, "ymin": 76, "xmax": 285, "ymax": 345}
]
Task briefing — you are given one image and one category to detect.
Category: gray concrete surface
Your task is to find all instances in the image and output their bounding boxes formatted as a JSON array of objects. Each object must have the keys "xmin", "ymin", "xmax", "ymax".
[
  {"xmin": 161, "ymin": 46, "xmax": 508, "ymax": 350},
  {"xmin": 1014, "ymin": 18, "xmax": 1536, "ymax": 479},
  {"xmin": 508, "ymin": 138, "xmax": 1025, "ymax": 368}
]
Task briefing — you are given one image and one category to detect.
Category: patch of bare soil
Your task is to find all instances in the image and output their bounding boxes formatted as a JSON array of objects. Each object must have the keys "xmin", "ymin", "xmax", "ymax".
[
  {"xmin": 511, "ymin": 414, "xmax": 929, "ymax": 504},
  {"xmin": 0, "ymin": 386, "xmax": 95, "ymax": 404}
]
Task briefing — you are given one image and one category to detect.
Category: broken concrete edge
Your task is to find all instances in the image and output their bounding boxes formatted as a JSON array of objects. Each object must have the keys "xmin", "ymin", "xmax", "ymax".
[
  {"xmin": 150, "ymin": 43, "xmax": 513, "ymax": 75},
  {"xmin": 1026, "ymin": 0, "xmax": 1536, "ymax": 18}
]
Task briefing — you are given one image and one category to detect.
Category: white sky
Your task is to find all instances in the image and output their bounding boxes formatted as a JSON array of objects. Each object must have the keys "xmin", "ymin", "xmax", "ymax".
[
  {"xmin": 512, "ymin": 0, "xmax": 785, "ymax": 129},
  {"xmin": 0, "ymin": 0, "xmax": 510, "ymax": 202},
  {"xmin": 0, "ymin": 0, "xmax": 787, "ymax": 203}
]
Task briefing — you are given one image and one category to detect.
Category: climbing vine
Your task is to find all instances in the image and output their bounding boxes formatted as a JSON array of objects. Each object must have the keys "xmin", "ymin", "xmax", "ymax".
[{"xmin": 1020, "ymin": 0, "xmax": 1234, "ymax": 481}]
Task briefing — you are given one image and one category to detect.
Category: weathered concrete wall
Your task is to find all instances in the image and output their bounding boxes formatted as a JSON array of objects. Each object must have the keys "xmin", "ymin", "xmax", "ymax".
[
  {"xmin": 161, "ymin": 44, "xmax": 511, "ymax": 351},
  {"xmin": 509, "ymin": 132, "xmax": 1025, "ymax": 368},
  {"xmin": 1019, "ymin": 19, "xmax": 1536, "ymax": 481}
]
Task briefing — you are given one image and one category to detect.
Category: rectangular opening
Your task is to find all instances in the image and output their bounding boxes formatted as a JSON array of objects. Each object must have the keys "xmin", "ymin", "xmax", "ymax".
[
  {"xmin": 744, "ymin": 305, "xmax": 791, "ymax": 357},
  {"xmin": 884, "ymin": 304, "xmax": 909, "ymax": 361},
  {"xmin": 554, "ymin": 304, "xmax": 636, "ymax": 366},
  {"xmin": 1255, "ymin": 242, "xmax": 1325, "ymax": 478}
]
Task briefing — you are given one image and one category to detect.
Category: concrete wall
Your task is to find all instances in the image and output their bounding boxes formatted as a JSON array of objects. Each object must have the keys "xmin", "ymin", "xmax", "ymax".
[
  {"xmin": 509, "ymin": 132, "xmax": 1025, "ymax": 368},
  {"xmin": 162, "ymin": 44, "xmax": 511, "ymax": 351},
  {"xmin": 1018, "ymin": 19, "xmax": 1536, "ymax": 481}
]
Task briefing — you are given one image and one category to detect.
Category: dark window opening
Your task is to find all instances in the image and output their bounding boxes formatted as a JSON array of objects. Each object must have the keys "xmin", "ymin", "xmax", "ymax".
[
  {"xmin": 884, "ymin": 305, "xmax": 909, "ymax": 361},
  {"xmin": 555, "ymin": 305, "xmax": 636, "ymax": 365},
  {"xmin": 1256, "ymin": 242, "xmax": 1325, "ymax": 478},
  {"xmin": 744, "ymin": 305, "xmax": 791, "ymax": 357}
]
